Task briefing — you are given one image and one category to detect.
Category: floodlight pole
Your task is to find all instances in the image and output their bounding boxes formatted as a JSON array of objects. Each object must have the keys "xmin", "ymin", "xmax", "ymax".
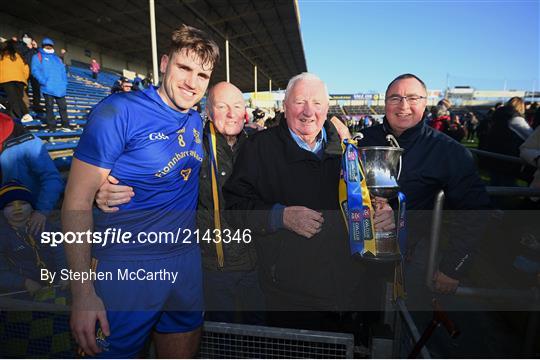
[
  {"xmin": 269, "ymin": 79, "xmax": 272, "ymax": 93},
  {"xmin": 149, "ymin": 0, "xmax": 159, "ymax": 85},
  {"xmin": 225, "ymin": 39, "xmax": 230, "ymax": 83},
  {"xmin": 254, "ymin": 65, "xmax": 258, "ymax": 96}
]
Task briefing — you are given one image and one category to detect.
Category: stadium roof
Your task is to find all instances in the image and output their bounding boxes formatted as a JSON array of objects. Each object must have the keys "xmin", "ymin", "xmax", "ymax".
[{"xmin": 2, "ymin": 0, "xmax": 307, "ymax": 92}]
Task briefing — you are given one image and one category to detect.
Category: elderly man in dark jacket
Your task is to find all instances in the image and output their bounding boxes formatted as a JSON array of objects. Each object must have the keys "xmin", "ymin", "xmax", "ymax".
[
  {"xmin": 223, "ymin": 73, "xmax": 394, "ymax": 330},
  {"xmin": 197, "ymin": 82, "xmax": 264, "ymax": 324}
]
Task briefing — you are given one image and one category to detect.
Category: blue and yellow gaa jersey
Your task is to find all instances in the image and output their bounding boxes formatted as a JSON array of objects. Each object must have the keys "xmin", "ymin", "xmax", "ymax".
[{"xmin": 74, "ymin": 86, "xmax": 204, "ymax": 260}]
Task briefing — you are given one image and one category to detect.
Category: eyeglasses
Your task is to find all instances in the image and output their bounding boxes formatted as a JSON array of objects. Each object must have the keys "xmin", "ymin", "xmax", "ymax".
[{"xmin": 386, "ymin": 95, "xmax": 426, "ymax": 105}]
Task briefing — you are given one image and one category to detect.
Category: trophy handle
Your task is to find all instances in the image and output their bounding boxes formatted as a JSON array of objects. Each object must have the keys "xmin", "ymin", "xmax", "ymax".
[{"xmin": 385, "ymin": 134, "xmax": 403, "ymax": 180}]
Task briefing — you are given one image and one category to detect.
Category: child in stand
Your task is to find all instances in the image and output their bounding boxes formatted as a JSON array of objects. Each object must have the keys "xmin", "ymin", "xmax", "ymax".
[{"xmin": 0, "ymin": 180, "xmax": 67, "ymax": 297}]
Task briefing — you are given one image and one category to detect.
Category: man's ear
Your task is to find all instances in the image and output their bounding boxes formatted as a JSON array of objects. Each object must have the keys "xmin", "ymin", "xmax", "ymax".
[{"xmin": 159, "ymin": 54, "xmax": 169, "ymax": 75}]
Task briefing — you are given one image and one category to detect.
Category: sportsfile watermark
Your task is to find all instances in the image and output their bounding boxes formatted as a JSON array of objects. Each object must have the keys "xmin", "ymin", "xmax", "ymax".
[{"xmin": 41, "ymin": 228, "xmax": 252, "ymax": 247}]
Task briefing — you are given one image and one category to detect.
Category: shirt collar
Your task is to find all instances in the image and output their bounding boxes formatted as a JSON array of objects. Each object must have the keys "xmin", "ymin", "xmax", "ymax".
[
  {"xmin": 288, "ymin": 127, "xmax": 327, "ymax": 155},
  {"xmin": 144, "ymin": 86, "xmax": 195, "ymax": 119}
]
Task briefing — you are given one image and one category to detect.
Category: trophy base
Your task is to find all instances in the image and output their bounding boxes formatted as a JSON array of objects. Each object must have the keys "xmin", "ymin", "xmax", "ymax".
[{"xmin": 353, "ymin": 252, "xmax": 402, "ymax": 263}]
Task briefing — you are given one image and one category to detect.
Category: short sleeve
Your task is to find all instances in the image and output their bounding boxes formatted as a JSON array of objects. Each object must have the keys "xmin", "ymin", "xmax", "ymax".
[{"xmin": 74, "ymin": 96, "xmax": 130, "ymax": 169}]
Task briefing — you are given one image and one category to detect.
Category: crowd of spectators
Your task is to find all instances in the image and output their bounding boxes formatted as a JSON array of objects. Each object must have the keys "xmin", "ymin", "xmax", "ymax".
[
  {"xmin": 425, "ymin": 96, "xmax": 539, "ymax": 190},
  {"xmin": 0, "ymin": 33, "xmax": 72, "ymax": 131}
]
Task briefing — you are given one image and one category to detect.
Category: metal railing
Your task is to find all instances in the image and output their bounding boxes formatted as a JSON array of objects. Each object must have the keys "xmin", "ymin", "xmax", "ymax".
[
  {"xmin": 426, "ymin": 187, "xmax": 540, "ymax": 300},
  {"xmin": 395, "ymin": 297, "xmax": 431, "ymax": 359},
  {"xmin": 426, "ymin": 187, "xmax": 540, "ymax": 355},
  {"xmin": 469, "ymin": 148, "xmax": 525, "ymax": 165}
]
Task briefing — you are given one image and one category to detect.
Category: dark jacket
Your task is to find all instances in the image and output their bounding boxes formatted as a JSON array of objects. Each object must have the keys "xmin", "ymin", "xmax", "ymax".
[
  {"xmin": 485, "ymin": 106, "xmax": 525, "ymax": 176},
  {"xmin": 223, "ymin": 119, "xmax": 366, "ymax": 310},
  {"xmin": 0, "ymin": 218, "xmax": 66, "ymax": 291},
  {"xmin": 14, "ymin": 41, "xmax": 37, "ymax": 66},
  {"xmin": 197, "ymin": 122, "xmax": 256, "ymax": 271},
  {"xmin": 358, "ymin": 118, "xmax": 492, "ymax": 278}
]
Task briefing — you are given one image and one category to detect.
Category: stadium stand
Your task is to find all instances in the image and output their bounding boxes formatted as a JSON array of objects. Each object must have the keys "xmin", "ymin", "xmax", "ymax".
[
  {"xmin": 343, "ymin": 105, "xmax": 370, "ymax": 115},
  {"xmin": 69, "ymin": 60, "xmax": 120, "ymax": 88}
]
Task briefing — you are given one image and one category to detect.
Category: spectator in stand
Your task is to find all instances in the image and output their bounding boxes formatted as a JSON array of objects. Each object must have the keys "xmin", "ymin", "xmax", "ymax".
[
  {"xmin": 486, "ymin": 97, "xmax": 534, "ymax": 186},
  {"xmin": 89, "ymin": 58, "xmax": 100, "ymax": 80},
  {"xmin": 438, "ymin": 98, "xmax": 452, "ymax": 112},
  {"xmin": 60, "ymin": 48, "xmax": 72, "ymax": 75},
  {"xmin": 0, "ymin": 40, "xmax": 33, "ymax": 123},
  {"xmin": 110, "ymin": 76, "xmax": 132, "ymax": 94},
  {"xmin": 0, "ymin": 112, "xmax": 64, "ymax": 235},
  {"xmin": 121, "ymin": 80, "xmax": 132, "ymax": 92},
  {"xmin": 14, "ymin": 33, "xmax": 44, "ymax": 114},
  {"xmin": 465, "ymin": 111, "xmax": 479, "ymax": 142},
  {"xmin": 142, "ymin": 73, "xmax": 153, "ymax": 88},
  {"xmin": 132, "ymin": 76, "xmax": 144, "ymax": 91},
  {"xmin": 31, "ymin": 37, "xmax": 70, "ymax": 132},
  {"xmin": 252, "ymin": 107, "xmax": 265, "ymax": 122},
  {"xmin": 430, "ymin": 103, "xmax": 450, "ymax": 132},
  {"xmin": 445, "ymin": 113, "xmax": 466, "ymax": 142},
  {"xmin": 502, "ymin": 97, "xmax": 533, "ymax": 140},
  {"xmin": 0, "ymin": 181, "xmax": 68, "ymax": 295},
  {"xmin": 478, "ymin": 104, "xmax": 501, "ymax": 151},
  {"xmin": 525, "ymin": 102, "xmax": 538, "ymax": 128},
  {"xmin": 426, "ymin": 105, "xmax": 437, "ymax": 126}
]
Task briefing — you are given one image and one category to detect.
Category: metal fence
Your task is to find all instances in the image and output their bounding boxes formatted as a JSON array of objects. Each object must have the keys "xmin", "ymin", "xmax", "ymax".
[
  {"xmin": 199, "ymin": 321, "xmax": 354, "ymax": 359},
  {"xmin": 0, "ymin": 294, "xmax": 357, "ymax": 359}
]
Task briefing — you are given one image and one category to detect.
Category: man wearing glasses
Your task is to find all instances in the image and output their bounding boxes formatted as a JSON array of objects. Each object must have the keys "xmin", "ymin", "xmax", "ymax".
[{"xmin": 357, "ymin": 73, "xmax": 491, "ymax": 297}]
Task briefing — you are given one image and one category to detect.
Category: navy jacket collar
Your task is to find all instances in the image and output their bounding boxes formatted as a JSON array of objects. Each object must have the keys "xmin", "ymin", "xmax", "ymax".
[{"xmin": 382, "ymin": 116, "xmax": 427, "ymax": 147}]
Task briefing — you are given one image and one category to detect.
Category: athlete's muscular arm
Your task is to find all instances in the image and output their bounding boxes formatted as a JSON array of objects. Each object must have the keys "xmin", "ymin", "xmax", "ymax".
[{"xmin": 61, "ymin": 158, "xmax": 111, "ymax": 356}]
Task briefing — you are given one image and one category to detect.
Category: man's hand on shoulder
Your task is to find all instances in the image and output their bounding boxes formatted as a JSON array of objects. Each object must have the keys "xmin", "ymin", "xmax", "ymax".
[
  {"xmin": 95, "ymin": 175, "xmax": 134, "ymax": 212},
  {"xmin": 283, "ymin": 206, "xmax": 324, "ymax": 239},
  {"xmin": 330, "ymin": 116, "xmax": 352, "ymax": 142}
]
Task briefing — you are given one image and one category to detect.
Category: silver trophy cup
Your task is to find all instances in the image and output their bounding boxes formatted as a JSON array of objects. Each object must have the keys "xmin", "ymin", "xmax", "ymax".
[{"xmin": 357, "ymin": 146, "xmax": 404, "ymax": 256}]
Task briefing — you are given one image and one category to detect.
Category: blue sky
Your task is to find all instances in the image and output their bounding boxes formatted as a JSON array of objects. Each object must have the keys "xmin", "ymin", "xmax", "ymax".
[{"xmin": 298, "ymin": 0, "xmax": 539, "ymax": 93}]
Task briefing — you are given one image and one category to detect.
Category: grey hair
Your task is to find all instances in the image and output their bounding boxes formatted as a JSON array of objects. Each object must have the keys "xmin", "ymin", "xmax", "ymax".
[{"xmin": 284, "ymin": 72, "xmax": 329, "ymax": 103}]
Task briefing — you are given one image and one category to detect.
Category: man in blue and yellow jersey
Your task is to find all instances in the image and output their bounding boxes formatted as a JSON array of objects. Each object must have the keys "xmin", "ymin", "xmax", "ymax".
[{"xmin": 61, "ymin": 24, "xmax": 219, "ymax": 358}]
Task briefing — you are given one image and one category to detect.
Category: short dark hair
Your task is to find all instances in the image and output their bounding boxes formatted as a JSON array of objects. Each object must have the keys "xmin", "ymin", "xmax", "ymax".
[
  {"xmin": 168, "ymin": 24, "xmax": 220, "ymax": 70},
  {"xmin": 385, "ymin": 73, "xmax": 427, "ymax": 96}
]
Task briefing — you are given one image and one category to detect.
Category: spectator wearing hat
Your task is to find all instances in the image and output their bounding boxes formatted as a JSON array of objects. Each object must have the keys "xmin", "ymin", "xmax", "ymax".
[
  {"xmin": 30, "ymin": 37, "xmax": 70, "ymax": 132},
  {"xmin": 0, "ymin": 40, "xmax": 33, "ymax": 123},
  {"xmin": 110, "ymin": 76, "xmax": 132, "ymax": 94},
  {"xmin": 0, "ymin": 112, "xmax": 64, "ymax": 235},
  {"xmin": 0, "ymin": 180, "xmax": 67, "ymax": 295}
]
